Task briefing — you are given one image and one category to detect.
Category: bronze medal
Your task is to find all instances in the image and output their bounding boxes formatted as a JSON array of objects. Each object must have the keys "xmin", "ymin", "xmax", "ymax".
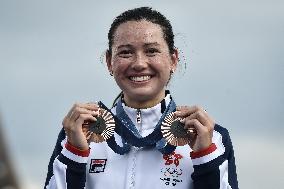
[
  {"xmin": 83, "ymin": 108, "xmax": 115, "ymax": 143},
  {"xmin": 161, "ymin": 112, "xmax": 197, "ymax": 146}
]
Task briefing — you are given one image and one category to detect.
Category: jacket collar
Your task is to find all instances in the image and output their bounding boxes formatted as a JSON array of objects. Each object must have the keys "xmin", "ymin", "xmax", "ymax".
[{"xmin": 122, "ymin": 92, "xmax": 172, "ymax": 134}]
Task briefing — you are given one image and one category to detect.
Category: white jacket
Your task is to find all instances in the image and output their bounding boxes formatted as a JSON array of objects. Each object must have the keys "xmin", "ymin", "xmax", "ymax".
[{"xmin": 45, "ymin": 94, "xmax": 238, "ymax": 189}]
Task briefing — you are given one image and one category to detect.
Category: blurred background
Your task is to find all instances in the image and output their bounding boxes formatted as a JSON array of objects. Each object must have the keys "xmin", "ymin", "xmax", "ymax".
[{"xmin": 0, "ymin": 0, "xmax": 283, "ymax": 188}]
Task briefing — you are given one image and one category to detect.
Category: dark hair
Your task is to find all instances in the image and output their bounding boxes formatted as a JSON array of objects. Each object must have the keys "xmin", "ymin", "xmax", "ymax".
[{"xmin": 107, "ymin": 7, "xmax": 175, "ymax": 54}]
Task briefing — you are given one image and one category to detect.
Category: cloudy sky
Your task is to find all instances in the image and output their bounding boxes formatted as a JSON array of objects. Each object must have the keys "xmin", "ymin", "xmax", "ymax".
[{"xmin": 0, "ymin": 0, "xmax": 283, "ymax": 188}]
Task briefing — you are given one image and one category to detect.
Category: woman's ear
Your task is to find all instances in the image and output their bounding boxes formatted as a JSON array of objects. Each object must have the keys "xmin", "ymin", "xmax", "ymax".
[
  {"xmin": 106, "ymin": 50, "xmax": 113, "ymax": 73},
  {"xmin": 170, "ymin": 48, "xmax": 179, "ymax": 72}
]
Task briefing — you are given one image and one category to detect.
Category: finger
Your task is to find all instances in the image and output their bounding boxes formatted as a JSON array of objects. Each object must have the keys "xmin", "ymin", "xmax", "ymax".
[
  {"xmin": 175, "ymin": 105, "xmax": 201, "ymax": 118},
  {"xmin": 187, "ymin": 110, "xmax": 210, "ymax": 126},
  {"xmin": 67, "ymin": 103, "xmax": 99, "ymax": 118},
  {"xmin": 82, "ymin": 103, "xmax": 100, "ymax": 110},
  {"xmin": 66, "ymin": 103, "xmax": 79, "ymax": 118},
  {"xmin": 70, "ymin": 107, "xmax": 99, "ymax": 122},
  {"xmin": 184, "ymin": 118, "xmax": 207, "ymax": 136},
  {"xmin": 75, "ymin": 113, "xmax": 97, "ymax": 126},
  {"xmin": 176, "ymin": 105, "xmax": 187, "ymax": 111},
  {"xmin": 87, "ymin": 101, "xmax": 99, "ymax": 106},
  {"xmin": 76, "ymin": 103, "xmax": 100, "ymax": 118},
  {"xmin": 179, "ymin": 118, "xmax": 195, "ymax": 132}
]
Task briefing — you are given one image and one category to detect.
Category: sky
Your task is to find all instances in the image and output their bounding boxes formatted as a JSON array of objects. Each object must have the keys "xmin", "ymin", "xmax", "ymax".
[{"xmin": 0, "ymin": 0, "xmax": 283, "ymax": 188}]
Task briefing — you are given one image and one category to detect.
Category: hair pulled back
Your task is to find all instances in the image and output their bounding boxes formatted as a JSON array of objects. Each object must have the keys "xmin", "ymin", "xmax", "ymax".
[{"xmin": 108, "ymin": 7, "xmax": 175, "ymax": 54}]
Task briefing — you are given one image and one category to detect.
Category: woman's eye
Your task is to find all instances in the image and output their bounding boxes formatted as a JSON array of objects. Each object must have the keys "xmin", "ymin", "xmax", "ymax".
[
  {"xmin": 146, "ymin": 48, "xmax": 160, "ymax": 56},
  {"xmin": 118, "ymin": 50, "xmax": 132, "ymax": 58}
]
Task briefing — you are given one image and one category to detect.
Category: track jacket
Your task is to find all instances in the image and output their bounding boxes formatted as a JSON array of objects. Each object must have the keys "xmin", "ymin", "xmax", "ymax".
[{"xmin": 45, "ymin": 94, "xmax": 238, "ymax": 189}]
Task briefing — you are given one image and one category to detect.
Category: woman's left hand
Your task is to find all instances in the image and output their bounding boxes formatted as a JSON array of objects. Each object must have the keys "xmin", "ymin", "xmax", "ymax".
[{"xmin": 174, "ymin": 106, "xmax": 215, "ymax": 152}]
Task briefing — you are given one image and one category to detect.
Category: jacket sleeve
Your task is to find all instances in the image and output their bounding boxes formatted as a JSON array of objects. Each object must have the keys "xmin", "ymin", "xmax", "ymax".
[
  {"xmin": 44, "ymin": 128, "xmax": 88, "ymax": 189},
  {"xmin": 190, "ymin": 124, "xmax": 239, "ymax": 189}
]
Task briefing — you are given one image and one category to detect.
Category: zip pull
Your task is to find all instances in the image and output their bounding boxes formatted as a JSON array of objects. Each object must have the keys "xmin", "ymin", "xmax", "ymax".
[{"xmin": 136, "ymin": 109, "xmax": 141, "ymax": 124}]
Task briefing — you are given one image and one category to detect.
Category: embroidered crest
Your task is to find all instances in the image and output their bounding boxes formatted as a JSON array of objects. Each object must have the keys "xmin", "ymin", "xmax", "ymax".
[
  {"xmin": 160, "ymin": 151, "xmax": 183, "ymax": 187},
  {"xmin": 160, "ymin": 168, "xmax": 183, "ymax": 186},
  {"xmin": 163, "ymin": 151, "xmax": 183, "ymax": 166},
  {"xmin": 89, "ymin": 159, "xmax": 107, "ymax": 173}
]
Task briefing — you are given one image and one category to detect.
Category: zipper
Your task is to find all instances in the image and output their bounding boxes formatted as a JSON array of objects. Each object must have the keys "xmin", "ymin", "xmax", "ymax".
[
  {"xmin": 136, "ymin": 109, "xmax": 141, "ymax": 124},
  {"xmin": 129, "ymin": 109, "xmax": 142, "ymax": 189},
  {"xmin": 129, "ymin": 149, "xmax": 138, "ymax": 189},
  {"xmin": 136, "ymin": 109, "xmax": 143, "ymax": 134}
]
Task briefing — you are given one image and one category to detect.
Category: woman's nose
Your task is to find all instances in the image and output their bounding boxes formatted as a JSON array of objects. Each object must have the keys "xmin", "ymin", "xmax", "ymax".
[{"xmin": 131, "ymin": 53, "xmax": 148, "ymax": 71}]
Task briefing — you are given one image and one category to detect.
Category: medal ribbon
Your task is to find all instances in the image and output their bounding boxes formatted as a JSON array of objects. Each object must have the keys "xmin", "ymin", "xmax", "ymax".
[{"xmin": 99, "ymin": 98, "xmax": 176, "ymax": 155}]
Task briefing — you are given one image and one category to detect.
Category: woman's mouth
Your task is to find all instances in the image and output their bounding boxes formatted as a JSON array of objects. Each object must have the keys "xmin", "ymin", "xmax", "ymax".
[{"xmin": 129, "ymin": 75, "xmax": 152, "ymax": 82}]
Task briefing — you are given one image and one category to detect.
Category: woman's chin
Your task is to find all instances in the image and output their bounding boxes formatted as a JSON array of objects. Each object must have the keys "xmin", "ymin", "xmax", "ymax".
[{"xmin": 123, "ymin": 88, "xmax": 165, "ymax": 107}]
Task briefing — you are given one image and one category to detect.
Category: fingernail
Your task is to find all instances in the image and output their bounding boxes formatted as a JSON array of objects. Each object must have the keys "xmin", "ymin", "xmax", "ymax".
[{"xmin": 92, "ymin": 110, "xmax": 99, "ymax": 116}]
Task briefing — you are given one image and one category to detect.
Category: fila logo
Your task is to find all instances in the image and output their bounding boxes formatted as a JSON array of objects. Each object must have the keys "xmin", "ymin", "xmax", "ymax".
[{"xmin": 89, "ymin": 159, "xmax": 107, "ymax": 173}]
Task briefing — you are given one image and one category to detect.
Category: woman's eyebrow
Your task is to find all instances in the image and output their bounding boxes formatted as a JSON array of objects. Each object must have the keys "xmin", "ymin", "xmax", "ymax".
[
  {"xmin": 117, "ymin": 44, "xmax": 132, "ymax": 49},
  {"xmin": 144, "ymin": 42, "xmax": 160, "ymax": 47},
  {"xmin": 116, "ymin": 43, "xmax": 160, "ymax": 50}
]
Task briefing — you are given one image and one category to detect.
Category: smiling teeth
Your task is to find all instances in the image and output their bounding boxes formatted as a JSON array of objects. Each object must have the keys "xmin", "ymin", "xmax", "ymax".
[{"xmin": 130, "ymin": 76, "xmax": 151, "ymax": 82}]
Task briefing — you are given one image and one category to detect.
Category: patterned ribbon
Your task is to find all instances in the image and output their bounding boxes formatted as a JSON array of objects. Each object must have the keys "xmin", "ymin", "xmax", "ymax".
[{"xmin": 99, "ymin": 99, "xmax": 177, "ymax": 155}]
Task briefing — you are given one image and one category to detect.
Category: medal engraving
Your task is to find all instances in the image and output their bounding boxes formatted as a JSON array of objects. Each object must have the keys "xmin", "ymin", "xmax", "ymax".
[
  {"xmin": 161, "ymin": 112, "xmax": 197, "ymax": 146},
  {"xmin": 170, "ymin": 121, "xmax": 188, "ymax": 138},
  {"xmin": 89, "ymin": 117, "xmax": 107, "ymax": 135},
  {"xmin": 83, "ymin": 105, "xmax": 115, "ymax": 143}
]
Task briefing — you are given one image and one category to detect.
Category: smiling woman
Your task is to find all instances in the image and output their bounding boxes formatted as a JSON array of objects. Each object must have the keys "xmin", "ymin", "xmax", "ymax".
[
  {"xmin": 106, "ymin": 20, "xmax": 178, "ymax": 108},
  {"xmin": 44, "ymin": 7, "xmax": 238, "ymax": 189}
]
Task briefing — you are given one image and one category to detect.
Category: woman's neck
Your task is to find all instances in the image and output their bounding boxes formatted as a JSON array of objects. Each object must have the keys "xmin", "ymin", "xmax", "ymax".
[{"xmin": 123, "ymin": 91, "xmax": 166, "ymax": 109}]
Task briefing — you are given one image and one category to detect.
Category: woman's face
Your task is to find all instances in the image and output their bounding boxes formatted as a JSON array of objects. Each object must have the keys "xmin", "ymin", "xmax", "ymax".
[{"xmin": 107, "ymin": 20, "xmax": 178, "ymax": 108}]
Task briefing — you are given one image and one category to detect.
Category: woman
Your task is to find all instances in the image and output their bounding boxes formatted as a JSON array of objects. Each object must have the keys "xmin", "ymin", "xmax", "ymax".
[{"xmin": 45, "ymin": 7, "xmax": 238, "ymax": 189}]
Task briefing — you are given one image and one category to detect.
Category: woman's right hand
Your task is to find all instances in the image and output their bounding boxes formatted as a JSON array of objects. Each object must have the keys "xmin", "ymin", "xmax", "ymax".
[{"xmin": 62, "ymin": 103, "xmax": 100, "ymax": 150}]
